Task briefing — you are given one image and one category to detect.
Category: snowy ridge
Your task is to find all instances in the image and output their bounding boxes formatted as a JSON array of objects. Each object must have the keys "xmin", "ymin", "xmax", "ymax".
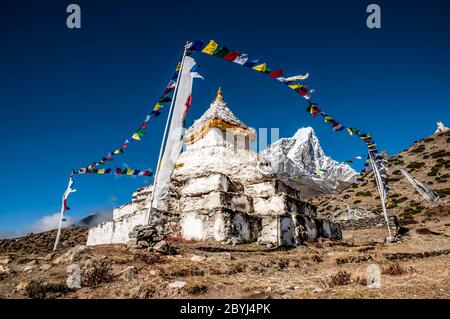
[{"xmin": 261, "ymin": 127, "xmax": 357, "ymax": 197}]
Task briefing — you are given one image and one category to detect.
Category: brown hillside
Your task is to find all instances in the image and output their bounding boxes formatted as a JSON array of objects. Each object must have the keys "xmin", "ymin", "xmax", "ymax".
[{"xmin": 312, "ymin": 131, "xmax": 450, "ymax": 227}]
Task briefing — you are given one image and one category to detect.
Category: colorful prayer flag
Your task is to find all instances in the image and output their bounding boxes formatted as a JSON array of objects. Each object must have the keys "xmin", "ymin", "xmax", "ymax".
[
  {"xmin": 159, "ymin": 96, "xmax": 171, "ymax": 103},
  {"xmin": 202, "ymin": 40, "xmax": 219, "ymax": 55},
  {"xmin": 223, "ymin": 51, "xmax": 240, "ymax": 61},
  {"xmin": 269, "ymin": 70, "xmax": 283, "ymax": 78},
  {"xmin": 153, "ymin": 103, "xmax": 164, "ymax": 111},
  {"xmin": 285, "ymin": 73, "xmax": 310, "ymax": 81},
  {"xmin": 233, "ymin": 54, "xmax": 248, "ymax": 65},
  {"xmin": 288, "ymin": 83, "xmax": 303, "ymax": 90},
  {"xmin": 252, "ymin": 63, "xmax": 267, "ymax": 72},
  {"xmin": 213, "ymin": 46, "xmax": 229, "ymax": 58}
]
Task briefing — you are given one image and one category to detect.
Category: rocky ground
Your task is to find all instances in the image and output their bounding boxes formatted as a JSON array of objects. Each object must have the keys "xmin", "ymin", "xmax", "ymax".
[{"xmin": 0, "ymin": 207, "xmax": 449, "ymax": 299}]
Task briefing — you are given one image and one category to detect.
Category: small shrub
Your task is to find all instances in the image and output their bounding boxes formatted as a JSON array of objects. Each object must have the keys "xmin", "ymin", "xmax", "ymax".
[
  {"xmin": 26, "ymin": 281, "xmax": 71, "ymax": 299},
  {"xmin": 392, "ymin": 159, "xmax": 405, "ymax": 165},
  {"xmin": 436, "ymin": 188, "xmax": 450, "ymax": 197},
  {"xmin": 329, "ymin": 271, "xmax": 352, "ymax": 287},
  {"xmin": 406, "ymin": 162, "xmax": 425, "ymax": 169},
  {"xmin": 312, "ymin": 255, "xmax": 323, "ymax": 263},
  {"xmin": 354, "ymin": 276, "xmax": 368, "ymax": 286},
  {"xmin": 185, "ymin": 281, "xmax": 208, "ymax": 295},
  {"xmin": 409, "ymin": 146, "xmax": 425, "ymax": 154},
  {"xmin": 427, "ymin": 166, "xmax": 440, "ymax": 176},
  {"xmin": 166, "ymin": 265, "xmax": 204, "ymax": 277},
  {"xmin": 135, "ymin": 252, "xmax": 164, "ymax": 265},
  {"xmin": 392, "ymin": 197, "xmax": 408, "ymax": 205},
  {"xmin": 355, "ymin": 191, "xmax": 372, "ymax": 197},
  {"xmin": 392, "ymin": 170, "xmax": 401, "ymax": 175},
  {"xmin": 81, "ymin": 259, "xmax": 114, "ymax": 288},
  {"xmin": 431, "ymin": 150, "xmax": 450, "ymax": 158},
  {"xmin": 227, "ymin": 263, "xmax": 246, "ymax": 274},
  {"xmin": 381, "ymin": 263, "xmax": 408, "ymax": 276},
  {"xmin": 353, "ymin": 200, "xmax": 362, "ymax": 205}
]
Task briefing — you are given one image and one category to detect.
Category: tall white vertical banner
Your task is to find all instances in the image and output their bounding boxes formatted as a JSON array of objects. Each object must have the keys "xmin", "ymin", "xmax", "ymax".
[
  {"xmin": 370, "ymin": 155, "xmax": 392, "ymax": 237},
  {"xmin": 152, "ymin": 56, "xmax": 198, "ymax": 203}
]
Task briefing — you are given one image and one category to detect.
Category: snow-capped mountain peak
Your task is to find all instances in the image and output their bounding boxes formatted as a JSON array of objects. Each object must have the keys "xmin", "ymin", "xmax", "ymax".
[{"xmin": 261, "ymin": 127, "xmax": 357, "ymax": 198}]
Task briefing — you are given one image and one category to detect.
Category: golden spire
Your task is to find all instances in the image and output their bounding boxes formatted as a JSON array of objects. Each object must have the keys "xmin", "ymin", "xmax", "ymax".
[{"xmin": 215, "ymin": 87, "xmax": 224, "ymax": 102}]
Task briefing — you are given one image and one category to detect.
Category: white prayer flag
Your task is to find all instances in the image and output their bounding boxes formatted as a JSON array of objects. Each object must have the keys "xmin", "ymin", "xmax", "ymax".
[{"xmin": 152, "ymin": 56, "xmax": 199, "ymax": 202}]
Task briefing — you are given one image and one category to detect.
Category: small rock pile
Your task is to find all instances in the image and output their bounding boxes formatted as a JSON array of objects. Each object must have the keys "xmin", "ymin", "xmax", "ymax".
[{"xmin": 128, "ymin": 225, "xmax": 178, "ymax": 255}]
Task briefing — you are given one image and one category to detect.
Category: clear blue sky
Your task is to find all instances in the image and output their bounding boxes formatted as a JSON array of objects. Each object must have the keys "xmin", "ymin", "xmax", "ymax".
[{"xmin": 1, "ymin": 0, "xmax": 449, "ymax": 233}]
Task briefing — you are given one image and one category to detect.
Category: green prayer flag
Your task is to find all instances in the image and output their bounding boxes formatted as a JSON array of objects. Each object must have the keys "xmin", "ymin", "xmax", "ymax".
[
  {"xmin": 213, "ymin": 46, "xmax": 229, "ymax": 58},
  {"xmin": 159, "ymin": 96, "xmax": 171, "ymax": 103}
]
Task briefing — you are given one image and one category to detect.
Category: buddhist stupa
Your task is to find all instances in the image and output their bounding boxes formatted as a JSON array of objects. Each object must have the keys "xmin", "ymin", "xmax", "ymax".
[{"xmin": 87, "ymin": 88, "xmax": 342, "ymax": 246}]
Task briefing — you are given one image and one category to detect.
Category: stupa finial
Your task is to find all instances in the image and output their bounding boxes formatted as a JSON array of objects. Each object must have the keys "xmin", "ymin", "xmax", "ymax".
[{"xmin": 215, "ymin": 87, "xmax": 224, "ymax": 102}]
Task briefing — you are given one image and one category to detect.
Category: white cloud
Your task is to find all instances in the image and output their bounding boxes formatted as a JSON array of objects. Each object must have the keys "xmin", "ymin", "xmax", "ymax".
[{"xmin": 26, "ymin": 213, "xmax": 75, "ymax": 234}]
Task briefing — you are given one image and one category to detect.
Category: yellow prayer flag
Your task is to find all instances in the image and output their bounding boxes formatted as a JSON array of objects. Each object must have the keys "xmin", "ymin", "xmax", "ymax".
[
  {"xmin": 113, "ymin": 149, "xmax": 120, "ymax": 155},
  {"xmin": 176, "ymin": 62, "xmax": 181, "ymax": 72},
  {"xmin": 201, "ymin": 40, "xmax": 218, "ymax": 55},
  {"xmin": 126, "ymin": 169, "xmax": 134, "ymax": 175},
  {"xmin": 98, "ymin": 169, "xmax": 105, "ymax": 174},
  {"xmin": 153, "ymin": 103, "xmax": 163, "ymax": 111},
  {"xmin": 288, "ymin": 83, "xmax": 303, "ymax": 90},
  {"xmin": 252, "ymin": 63, "xmax": 267, "ymax": 72},
  {"xmin": 132, "ymin": 133, "xmax": 141, "ymax": 141}
]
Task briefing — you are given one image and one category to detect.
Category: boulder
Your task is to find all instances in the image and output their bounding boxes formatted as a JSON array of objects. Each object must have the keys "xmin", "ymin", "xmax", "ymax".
[
  {"xmin": 120, "ymin": 266, "xmax": 137, "ymax": 282},
  {"xmin": 23, "ymin": 260, "xmax": 38, "ymax": 272},
  {"xmin": 129, "ymin": 225, "xmax": 157, "ymax": 242},
  {"xmin": 16, "ymin": 280, "xmax": 30, "ymax": 293},
  {"xmin": 0, "ymin": 255, "xmax": 12, "ymax": 265},
  {"xmin": 0, "ymin": 265, "xmax": 12, "ymax": 276},
  {"xmin": 152, "ymin": 240, "xmax": 177, "ymax": 255},
  {"xmin": 168, "ymin": 281, "xmax": 186, "ymax": 289},
  {"xmin": 43, "ymin": 252, "xmax": 55, "ymax": 261},
  {"xmin": 39, "ymin": 264, "xmax": 52, "ymax": 271},
  {"xmin": 66, "ymin": 264, "xmax": 81, "ymax": 289},
  {"xmin": 53, "ymin": 245, "xmax": 86, "ymax": 264},
  {"xmin": 190, "ymin": 255, "xmax": 206, "ymax": 262}
]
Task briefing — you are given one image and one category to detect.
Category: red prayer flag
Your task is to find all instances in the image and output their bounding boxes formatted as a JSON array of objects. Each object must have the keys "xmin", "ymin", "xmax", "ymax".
[
  {"xmin": 185, "ymin": 94, "xmax": 192, "ymax": 110},
  {"xmin": 223, "ymin": 51, "xmax": 240, "ymax": 61},
  {"xmin": 269, "ymin": 70, "xmax": 283, "ymax": 78},
  {"xmin": 63, "ymin": 199, "xmax": 70, "ymax": 211},
  {"xmin": 163, "ymin": 86, "xmax": 175, "ymax": 95}
]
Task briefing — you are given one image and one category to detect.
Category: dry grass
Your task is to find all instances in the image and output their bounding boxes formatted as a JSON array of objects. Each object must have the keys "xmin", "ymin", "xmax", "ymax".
[{"xmin": 134, "ymin": 252, "xmax": 165, "ymax": 265}]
